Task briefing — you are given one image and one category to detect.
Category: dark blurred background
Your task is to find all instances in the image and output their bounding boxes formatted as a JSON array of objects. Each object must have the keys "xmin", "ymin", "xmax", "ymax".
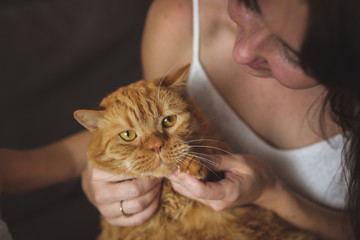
[{"xmin": 0, "ymin": 0, "xmax": 151, "ymax": 239}]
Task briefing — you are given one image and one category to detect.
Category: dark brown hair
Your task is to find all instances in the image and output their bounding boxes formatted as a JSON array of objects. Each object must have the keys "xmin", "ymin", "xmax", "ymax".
[
  {"xmin": 242, "ymin": 0, "xmax": 360, "ymax": 237},
  {"xmin": 300, "ymin": 0, "xmax": 360, "ymax": 238}
]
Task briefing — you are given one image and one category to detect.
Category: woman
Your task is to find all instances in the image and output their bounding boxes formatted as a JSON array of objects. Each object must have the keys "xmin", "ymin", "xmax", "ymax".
[{"xmin": 82, "ymin": 0, "xmax": 359, "ymax": 238}]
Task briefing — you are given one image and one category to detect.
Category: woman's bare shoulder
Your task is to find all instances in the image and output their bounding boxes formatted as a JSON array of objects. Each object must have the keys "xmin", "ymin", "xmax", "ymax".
[
  {"xmin": 142, "ymin": 0, "xmax": 194, "ymax": 80},
  {"xmin": 148, "ymin": 0, "xmax": 193, "ymax": 27}
]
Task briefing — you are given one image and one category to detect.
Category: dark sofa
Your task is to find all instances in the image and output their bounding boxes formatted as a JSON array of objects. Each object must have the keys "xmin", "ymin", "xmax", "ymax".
[{"xmin": 0, "ymin": 1, "xmax": 151, "ymax": 239}]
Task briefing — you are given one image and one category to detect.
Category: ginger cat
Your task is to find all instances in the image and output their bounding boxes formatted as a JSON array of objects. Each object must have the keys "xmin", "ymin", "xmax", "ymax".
[{"xmin": 74, "ymin": 65, "xmax": 319, "ymax": 240}]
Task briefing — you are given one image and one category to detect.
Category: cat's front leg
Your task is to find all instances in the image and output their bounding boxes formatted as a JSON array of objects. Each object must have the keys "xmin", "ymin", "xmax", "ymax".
[{"xmin": 179, "ymin": 156, "xmax": 207, "ymax": 179}]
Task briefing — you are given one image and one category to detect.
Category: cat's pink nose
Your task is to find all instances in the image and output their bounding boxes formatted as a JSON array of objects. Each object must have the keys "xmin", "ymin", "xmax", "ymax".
[
  {"xmin": 145, "ymin": 137, "xmax": 165, "ymax": 154},
  {"xmin": 150, "ymin": 144, "xmax": 163, "ymax": 154}
]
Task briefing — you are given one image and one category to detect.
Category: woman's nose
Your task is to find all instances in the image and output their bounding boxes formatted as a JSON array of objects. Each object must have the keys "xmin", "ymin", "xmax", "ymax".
[
  {"xmin": 228, "ymin": 0, "xmax": 272, "ymax": 65},
  {"xmin": 232, "ymin": 26, "xmax": 271, "ymax": 65}
]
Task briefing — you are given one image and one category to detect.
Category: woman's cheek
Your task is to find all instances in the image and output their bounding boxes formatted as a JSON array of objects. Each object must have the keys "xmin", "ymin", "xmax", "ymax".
[{"xmin": 270, "ymin": 59, "xmax": 318, "ymax": 89}]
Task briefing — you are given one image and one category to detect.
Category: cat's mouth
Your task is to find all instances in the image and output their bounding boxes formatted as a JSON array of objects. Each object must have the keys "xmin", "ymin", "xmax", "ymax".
[
  {"xmin": 157, "ymin": 160, "xmax": 166, "ymax": 168},
  {"xmin": 156, "ymin": 157, "xmax": 173, "ymax": 170},
  {"xmin": 149, "ymin": 155, "xmax": 177, "ymax": 177}
]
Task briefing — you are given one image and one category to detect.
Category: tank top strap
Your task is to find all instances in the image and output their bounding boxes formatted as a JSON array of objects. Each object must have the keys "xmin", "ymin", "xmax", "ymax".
[{"xmin": 192, "ymin": 0, "xmax": 200, "ymax": 63}]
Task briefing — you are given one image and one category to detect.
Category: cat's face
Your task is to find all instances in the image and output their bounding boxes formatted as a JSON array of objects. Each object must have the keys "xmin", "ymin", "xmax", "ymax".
[{"xmin": 75, "ymin": 65, "xmax": 204, "ymax": 178}]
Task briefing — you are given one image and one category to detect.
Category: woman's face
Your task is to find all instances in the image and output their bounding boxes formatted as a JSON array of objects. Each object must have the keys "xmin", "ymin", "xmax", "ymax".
[{"xmin": 228, "ymin": 0, "xmax": 318, "ymax": 89}]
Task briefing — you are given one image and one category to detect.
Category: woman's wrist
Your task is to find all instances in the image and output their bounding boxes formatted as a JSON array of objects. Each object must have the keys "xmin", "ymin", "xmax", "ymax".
[
  {"xmin": 253, "ymin": 178, "xmax": 319, "ymax": 230},
  {"xmin": 253, "ymin": 179, "xmax": 317, "ymax": 234},
  {"xmin": 253, "ymin": 177, "xmax": 348, "ymax": 239},
  {"xmin": 253, "ymin": 176, "xmax": 288, "ymax": 211},
  {"xmin": 61, "ymin": 131, "xmax": 91, "ymax": 178}
]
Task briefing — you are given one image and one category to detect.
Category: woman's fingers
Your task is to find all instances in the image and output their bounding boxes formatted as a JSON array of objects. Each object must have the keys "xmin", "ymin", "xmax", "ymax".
[
  {"xmin": 204, "ymin": 154, "xmax": 247, "ymax": 172},
  {"xmin": 83, "ymin": 161, "xmax": 161, "ymax": 202},
  {"xmin": 169, "ymin": 171, "xmax": 240, "ymax": 200},
  {"xmin": 98, "ymin": 180, "xmax": 162, "ymax": 218},
  {"xmin": 92, "ymin": 177, "xmax": 161, "ymax": 204},
  {"xmin": 81, "ymin": 161, "xmax": 163, "ymax": 226},
  {"xmin": 168, "ymin": 154, "xmax": 274, "ymax": 211},
  {"xmin": 106, "ymin": 190, "xmax": 161, "ymax": 227}
]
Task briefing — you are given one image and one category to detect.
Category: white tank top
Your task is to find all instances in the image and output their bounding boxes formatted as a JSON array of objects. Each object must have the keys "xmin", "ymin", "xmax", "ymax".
[{"xmin": 187, "ymin": 0, "xmax": 347, "ymax": 209}]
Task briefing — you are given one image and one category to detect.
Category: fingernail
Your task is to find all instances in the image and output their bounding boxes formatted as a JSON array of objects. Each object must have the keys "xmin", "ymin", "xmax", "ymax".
[{"xmin": 173, "ymin": 168, "xmax": 180, "ymax": 175}]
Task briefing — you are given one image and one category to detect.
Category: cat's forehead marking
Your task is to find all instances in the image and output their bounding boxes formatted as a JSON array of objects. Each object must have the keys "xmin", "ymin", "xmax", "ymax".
[
  {"xmin": 103, "ymin": 86, "xmax": 162, "ymax": 127},
  {"xmin": 129, "ymin": 89, "xmax": 161, "ymax": 118},
  {"xmin": 102, "ymin": 80, "xmax": 188, "ymax": 131},
  {"xmin": 123, "ymin": 112, "xmax": 134, "ymax": 128}
]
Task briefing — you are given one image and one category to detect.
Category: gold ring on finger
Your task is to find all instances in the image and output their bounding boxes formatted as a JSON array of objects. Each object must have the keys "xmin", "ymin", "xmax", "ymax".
[{"xmin": 119, "ymin": 200, "xmax": 131, "ymax": 218}]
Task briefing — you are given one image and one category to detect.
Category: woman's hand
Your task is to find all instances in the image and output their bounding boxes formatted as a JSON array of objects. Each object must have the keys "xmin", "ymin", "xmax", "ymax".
[
  {"xmin": 81, "ymin": 161, "xmax": 162, "ymax": 226},
  {"xmin": 167, "ymin": 154, "xmax": 277, "ymax": 211},
  {"xmin": 169, "ymin": 154, "xmax": 349, "ymax": 239}
]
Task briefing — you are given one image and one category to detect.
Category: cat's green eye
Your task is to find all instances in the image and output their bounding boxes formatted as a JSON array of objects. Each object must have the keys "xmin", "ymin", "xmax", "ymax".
[
  {"xmin": 162, "ymin": 115, "xmax": 177, "ymax": 128},
  {"xmin": 119, "ymin": 130, "xmax": 137, "ymax": 141}
]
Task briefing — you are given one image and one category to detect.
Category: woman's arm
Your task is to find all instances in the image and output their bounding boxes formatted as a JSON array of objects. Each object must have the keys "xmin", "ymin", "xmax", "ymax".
[
  {"xmin": 257, "ymin": 174, "xmax": 350, "ymax": 239},
  {"xmin": 0, "ymin": 131, "xmax": 90, "ymax": 196},
  {"xmin": 141, "ymin": 0, "xmax": 193, "ymax": 80},
  {"xmin": 169, "ymin": 154, "xmax": 351, "ymax": 240}
]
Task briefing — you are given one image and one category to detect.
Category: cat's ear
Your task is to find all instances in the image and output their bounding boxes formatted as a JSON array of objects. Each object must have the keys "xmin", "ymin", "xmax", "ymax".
[
  {"xmin": 73, "ymin": 109, "xmax": 104, "ymax": 132},
  {"xmin": 162, "ymin": 64, "xmax": 190, "ymax": 92}
]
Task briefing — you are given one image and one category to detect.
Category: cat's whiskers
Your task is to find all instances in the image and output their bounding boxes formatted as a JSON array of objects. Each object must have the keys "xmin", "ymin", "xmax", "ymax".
[
  {"xmin": 186, "ymin": 138, "xmax": 223, "ymax": 144},
  {"xmin": 186, "ymin": 139, "xmax": 229, "ymax": 155},
  {"xmin": 107, "ymin": 163, "xmax": 127, "ymax": 169},
  {"xmin": 175, "ymin": 142, "xmax": 223, "ymax": 168},
  {"xmin": 188, "ymin": 145, "xmax": 238, "ymax": 159},
  {"xmin": 186, "ymin": 151, "xmax": 221, "ymax": 169},
  {"xmin": 157, "ymin": 63, "xmax": 179, "ymax": 103},
  {"xmin": 177, "ymin": 152, "xmax": 224, "ymax": 183},
  {"xmin": 117, "ymin": 164, "xmax": 139, "ymax": 183},
  {"xmin": 182, "ymin": 153, "xmax": 219, "ymax": 173}
]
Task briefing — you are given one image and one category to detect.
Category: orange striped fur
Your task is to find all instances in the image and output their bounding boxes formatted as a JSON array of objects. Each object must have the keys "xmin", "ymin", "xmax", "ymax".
[{"xmin": 74, "ymin": 65, "xmax": 319, "ymax": 240}]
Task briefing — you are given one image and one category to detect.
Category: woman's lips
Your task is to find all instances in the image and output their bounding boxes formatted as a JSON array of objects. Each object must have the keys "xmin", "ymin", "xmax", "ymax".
[{"xmin": 247, "ymin": 63, "xmax": 271, "ymax": 71}]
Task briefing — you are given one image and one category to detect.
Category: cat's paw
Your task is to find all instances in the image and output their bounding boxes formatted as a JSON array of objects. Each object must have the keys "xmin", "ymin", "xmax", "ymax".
[{"xmin": 180, "ymin": 156, "xmax": 207, "ymax": 180}]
